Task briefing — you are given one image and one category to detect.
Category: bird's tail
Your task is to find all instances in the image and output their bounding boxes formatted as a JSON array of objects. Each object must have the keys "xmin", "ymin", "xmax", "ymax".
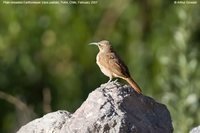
[{"xmin": 125, "ymin": 77, "xmax": 142, "ymax": 94}]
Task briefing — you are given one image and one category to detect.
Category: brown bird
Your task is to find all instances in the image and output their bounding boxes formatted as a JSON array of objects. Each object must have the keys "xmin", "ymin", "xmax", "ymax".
[{"xmin": 89, "ymin": 40, "xmax": 142, "ymax": 94}]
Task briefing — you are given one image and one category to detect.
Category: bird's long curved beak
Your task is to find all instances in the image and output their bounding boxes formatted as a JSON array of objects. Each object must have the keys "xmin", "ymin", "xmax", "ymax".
[{"xmin": 89, "ymin": 42, "xmax": 99, "ymax": 45}]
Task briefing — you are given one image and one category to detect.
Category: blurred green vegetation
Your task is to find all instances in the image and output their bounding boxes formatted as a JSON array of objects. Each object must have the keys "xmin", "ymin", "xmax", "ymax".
[{"xmin": 0, "ymin": 0, "xmax": 200, "ymax": 133}]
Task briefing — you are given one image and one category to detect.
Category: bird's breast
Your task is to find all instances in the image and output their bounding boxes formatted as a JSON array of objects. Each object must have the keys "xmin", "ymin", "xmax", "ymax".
[{"xmin": 96, "ymin": 53, "xmax": 112, "ymax": 77}]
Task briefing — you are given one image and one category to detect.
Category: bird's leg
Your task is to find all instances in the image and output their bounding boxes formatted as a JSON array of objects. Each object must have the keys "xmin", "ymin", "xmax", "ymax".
[
  {"xmin": 113, "ymin": 79, "xmax": 118, "ymax": 83},
  {"xmin": 106, "ymin": 77, "xmax": 112, "ymax": 84},
  {"xmin": 102, "ymin": 77, "xmax": 113, "ymax": 88}
]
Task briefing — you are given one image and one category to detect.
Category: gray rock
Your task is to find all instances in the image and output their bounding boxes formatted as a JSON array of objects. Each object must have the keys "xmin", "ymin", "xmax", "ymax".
[
  {"xmin": 17, "ymin": 110, "xmax": 71, "ymax": 133},
  {"xmin": 17, "ymin": 81, "xmax": 173, "ymax": 133},
  {"xmin": 190, "ymin": 125, "xmax": 200, "ymax": 133}
]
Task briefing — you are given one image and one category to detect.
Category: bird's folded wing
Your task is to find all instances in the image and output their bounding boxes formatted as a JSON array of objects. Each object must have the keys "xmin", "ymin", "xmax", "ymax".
[{"xmin": 99, "ymin": 52, "xmax": 130, "ymax": 78}]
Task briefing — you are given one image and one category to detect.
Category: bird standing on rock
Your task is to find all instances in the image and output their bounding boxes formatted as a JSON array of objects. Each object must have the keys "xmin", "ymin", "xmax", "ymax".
[{"xmin": 89, "ymin": 40, "xmax": 142, "ymax": 94}]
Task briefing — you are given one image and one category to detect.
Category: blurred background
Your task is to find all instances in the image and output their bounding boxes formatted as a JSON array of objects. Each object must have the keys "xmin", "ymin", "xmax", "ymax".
[{"xmin": 0, "ymin": 0, "xmax": 200, "ymax": 133}]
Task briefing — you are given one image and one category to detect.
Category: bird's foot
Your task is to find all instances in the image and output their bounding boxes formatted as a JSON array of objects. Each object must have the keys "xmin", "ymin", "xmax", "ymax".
[
  {"xmin": 106, "ymin": 81, "xmax": 112, "ymax": 86},
  {"xmin": 101, "ymin": 78, "xmax": 119, "ymax": 89},
  {"xmin": 101, "ymin": 80, "xmax": 112, "ymax": 89}
]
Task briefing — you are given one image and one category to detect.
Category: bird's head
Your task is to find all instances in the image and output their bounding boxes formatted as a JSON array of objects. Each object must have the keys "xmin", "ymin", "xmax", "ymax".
[{"xmin": 89, "ymin": 40, "xmax": 112, "ymax": 52}]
